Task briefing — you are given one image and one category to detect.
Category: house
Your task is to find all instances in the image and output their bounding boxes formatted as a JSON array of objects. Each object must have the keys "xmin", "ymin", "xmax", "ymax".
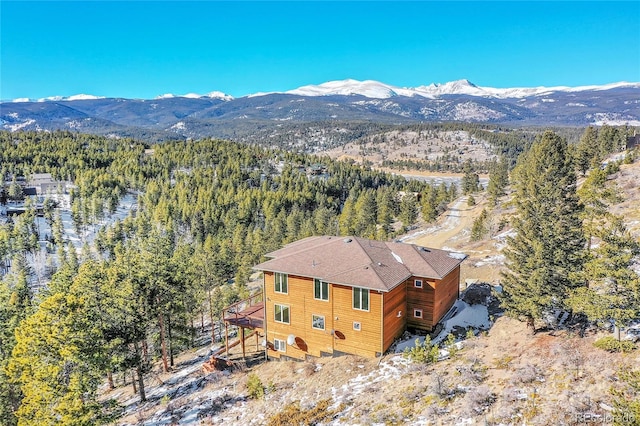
[
  {"xmin": 627, "ymin": 134, "xmax": 640, "ymax": 150},
  {"xmin": 27, "ymin": 173, "xmax": 67, "ymax": 196},
  {"xmin": 253, "ymin": 235, "xmax": 467, "ymax": 360}
]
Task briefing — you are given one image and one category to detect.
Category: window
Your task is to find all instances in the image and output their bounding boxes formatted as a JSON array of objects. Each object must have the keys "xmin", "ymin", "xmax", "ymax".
[
  {"xmin": 353, "ymin": 287, "xmax": 369, "ymax": 311},
  {"xmin": 414, "ymin": 309, "xmax": 423, "ymax": 319},
  {"xmin": 274, "ymin": 273, "xmax": 288, "ymax": 294},
  {"xmin": 353, "ymin": 321, "xmax": 361, "ymax": 331},
  {"xmin": 414, "ymin": 279, "xmax": 423, "ymax": 288},
  {"xmin": 273, "ymin": 338, "xmax": 286, "ymax": 352},
  {"xmin": 274, "ymin": 304, "xmax": 290, "ymax": 324},
  {"xmin": 314, "ymin": 279, "xmax": 329, "ymax": 301},
  {"xmin": 312, "ymin": 314, "xmax": 325, "ymax": 330}
]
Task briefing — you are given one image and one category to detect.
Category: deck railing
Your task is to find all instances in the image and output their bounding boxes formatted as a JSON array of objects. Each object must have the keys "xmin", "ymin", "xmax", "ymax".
[{"xmin": 223, "ymin": 291, "xmax": 263, "ymax": 329}]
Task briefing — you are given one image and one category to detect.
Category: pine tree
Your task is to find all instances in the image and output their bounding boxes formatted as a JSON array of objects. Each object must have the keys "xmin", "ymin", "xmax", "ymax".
[
  {"xmin": 577, "ymin": 168, "xmax": 621, "ymax": 251},
  {"xmin": 461, "ymin": 160, "xmax": 480, "ymax": 195},
  {"xmin": 575, "ymin": 126, "xmax": 599, "ymax": 176},
  {"xmin": 487, "ymin": 156, "xmax": 509, "ymax": 205},
  {"xmin": 7, "ymin": 293, "xmax": 110, "ymax": 425},
  {"xmin": 500, "ymin": 131, "xmax": 585, "ymax": 330},
  {"xmin": 471, "ymin": 209, "xmax": 489, "ymax": 241},
  {"xmin": 399, "ymin": 193, "xmax": 418, "ymax": 230},
  {"xmin": 567, "ymin": 217, "xmax": 640, "ymax": 330}
]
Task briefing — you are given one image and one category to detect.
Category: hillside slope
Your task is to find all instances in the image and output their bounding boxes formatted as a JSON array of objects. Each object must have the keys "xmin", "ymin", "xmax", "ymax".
[{"xmin": 108, "ymin": 155, "xmax": 640, "ymax": 425}]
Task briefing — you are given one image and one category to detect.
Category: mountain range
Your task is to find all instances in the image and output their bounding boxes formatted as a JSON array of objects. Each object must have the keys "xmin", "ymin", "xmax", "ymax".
[{"xmin": 2, "ymin": 79, "xmax": 639, "ymax": 143}]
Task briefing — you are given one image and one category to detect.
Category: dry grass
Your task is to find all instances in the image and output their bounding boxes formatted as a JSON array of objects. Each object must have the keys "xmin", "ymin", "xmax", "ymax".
[
  {"xmin": 111, "ymin": 316, "xmax": 639, "ymax": 425},
  {"xmin": 322, "ymin": 129, "xmax": 497, "ymax": 167}
]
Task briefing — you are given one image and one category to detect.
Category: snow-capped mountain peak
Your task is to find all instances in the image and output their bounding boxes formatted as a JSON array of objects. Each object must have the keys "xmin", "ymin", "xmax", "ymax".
[
  {"xmin": 34, "ymin": 94, "xmax": 106, "ymax": 102},
  {"xmin": 286, "ymin": 79, "xmax": 401, "ymax": 98},
  {"xmin": 155, "ymin": 91, "xmax": 233, "ymax": 101},
  {"xmin": 203, "ymin": 91, "xmax": 234, "ymax": 101},
  {"xmin": 275, "ymin": 79, "xmax": 640, "ymax": 100}
]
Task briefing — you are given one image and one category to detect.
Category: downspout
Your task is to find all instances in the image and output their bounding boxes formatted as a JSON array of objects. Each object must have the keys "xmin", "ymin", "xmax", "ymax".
[
  {"xmin": 263, "ymin": 272, "xmax": 268, "ymax": 361},
  {"xmin": 380, "ymin": 290, "xmax": 384, "ymax": 357}
]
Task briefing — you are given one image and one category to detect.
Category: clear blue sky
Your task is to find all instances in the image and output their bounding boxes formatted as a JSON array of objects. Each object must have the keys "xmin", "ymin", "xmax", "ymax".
[{"xmin": 1, "ymin": 1, "xmax": 639, "ymax": 100}]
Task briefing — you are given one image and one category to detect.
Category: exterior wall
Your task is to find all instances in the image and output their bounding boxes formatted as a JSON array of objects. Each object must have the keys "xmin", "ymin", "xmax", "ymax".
[
  {"xmin": 382, "ymin": 282, "xmax": 408, "ymax": 352},
  {"xmin": 331, "ymin": 284, "xmax": 383, "ymax": 358},
  {"xmin": 264, "ymin": 272, "xmax": 334, "ymax": 360},
  {"xmin": 406, "ymin": 276, "xmax": 437, "ymax": 330},
  {"xmin": 433, "ymin": 266, "xmax": 460, "ymax": 324},
  {"xmin": 263, "ymin": 265, "xmax": 460, "ymax": 357}
]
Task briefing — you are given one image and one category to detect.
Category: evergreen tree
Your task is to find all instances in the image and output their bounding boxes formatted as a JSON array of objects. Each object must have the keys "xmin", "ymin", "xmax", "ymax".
[
  {"xmin": 567, "ymin": 217, "xmax": 640, "ymax": 331},
  {"xmin": 471, "ymin": 208, "xmax": 489, "ymax": 241},
  {"xmin": 575, "ymin": 126, "xmax": 599, "ymax": 176},
  {"xmin": 487, "ymin": 156, "xmax": 509, "ymax": 205},
  {"xmin": 7, "ymin": 293, "xmax": 111, "ymax": 425},
  {"xmin": 461, "ymin": 160, "xmax": 479, "ymax": 195},
  {"xmin": 500, "ymin": 131, "xmax": 585, "ymax": 330},
  {"xmin": 399, "ymin": 193, "xmax": 418, "ymax": 229},
  {"xmin": 577, "ymin": 167, "xmax": 621, "ymax": 251}
]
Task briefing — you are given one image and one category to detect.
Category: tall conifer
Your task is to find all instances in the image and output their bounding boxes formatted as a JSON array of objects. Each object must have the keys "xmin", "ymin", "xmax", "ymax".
[{"xmin": 500, "ymin": 131, "xmax": 585, "ymax": 330}]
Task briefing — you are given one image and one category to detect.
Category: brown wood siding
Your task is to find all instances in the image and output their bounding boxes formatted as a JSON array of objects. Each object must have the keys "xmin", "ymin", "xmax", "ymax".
[
  {"xmin": 265, "ymin": 272, "xmax": 335, "ymax": 360},
  {"xmin": 433, "ymin": 266, "xmax": 460, "ymax": 324},
  {"xmin": 331, "ymin": 284, "xmax": 383, "ymax": 358},
  {"xmin": 406, "ymin": 277, "xmax": 436, "ymax": 330},
  {"xmin": 382, "ymin": 281, "xmax": 408, "ymax": 351}
]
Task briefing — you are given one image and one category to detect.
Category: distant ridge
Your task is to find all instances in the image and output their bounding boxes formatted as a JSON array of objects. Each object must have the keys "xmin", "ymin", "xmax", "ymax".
[
  {"xmin": 2, "ymin": 79, "xmax": 639, "ymax": 141},
  {"xmin": 8, "ymin": 79, "xmax": 640, "ymax": 103}
]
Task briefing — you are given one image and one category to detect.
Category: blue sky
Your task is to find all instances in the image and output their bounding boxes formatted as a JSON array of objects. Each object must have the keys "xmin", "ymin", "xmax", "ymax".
[{"xmin": 1, "ymin": 1, "xmax": 639, "ymax": 100}]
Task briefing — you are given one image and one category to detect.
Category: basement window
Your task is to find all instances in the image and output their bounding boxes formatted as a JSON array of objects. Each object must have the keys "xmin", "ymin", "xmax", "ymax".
[
  {"xmin": 273, "ymin": 338, "xmax": 286, "ymax": 352},
  {"xmin": 414, "ymin": 309, "xmax": 423, "ymax": 319}
]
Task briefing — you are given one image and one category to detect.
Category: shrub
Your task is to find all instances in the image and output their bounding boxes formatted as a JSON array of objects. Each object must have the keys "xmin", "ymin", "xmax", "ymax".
[
  {"xmin": 593, "ymin": 337, "xmax": 637, "ymax": 353},
  {"xmin": 247, "ymin": 373, "xmax": 264, "ymax": 399},
  {"xmin": 404, "ymin": 336, "xmax": 440, "ymax": 364},
  {"xmin": 267, "ymin": 399, "xmax": 343, "ymax": 426},
  {"xmin": 444, "ymin": 333, "xmax": 460, "ymax": 358}
]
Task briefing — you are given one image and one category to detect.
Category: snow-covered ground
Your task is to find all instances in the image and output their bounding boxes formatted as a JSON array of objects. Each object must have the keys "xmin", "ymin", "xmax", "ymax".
[
  {"xmin": 1, "ymin": 192, "xmax": 138, "ymax": 284},
  {"xmin": 30, "ymin": 192, "xmax": 137, "ymax": 250},
  {"xmin": 395, "ymin": 299, "xmax": 493, "ymax": 352}
]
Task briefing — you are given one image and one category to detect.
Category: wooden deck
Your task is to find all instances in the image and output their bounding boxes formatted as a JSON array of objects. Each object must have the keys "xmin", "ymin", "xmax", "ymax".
[
  {"xmin": 219, "ymin": 292, "xmax": 266, "ymax": 360},
  {"xmin": 224, "ymin": 302, "xmax": 264, "ymax": 330}
]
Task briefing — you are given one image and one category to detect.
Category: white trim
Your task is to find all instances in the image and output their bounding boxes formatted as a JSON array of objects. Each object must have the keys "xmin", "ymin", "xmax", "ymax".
[
  {"xmin": 274, "ymin": 304, "xmax": 290, "ymax": 324},
  {"xmin": 353, "ymin": 287, "xmax": 370, "ymax": 311},
  {"xmin": 274, "ymin": 272, "xmax": 288, "ymax": 294},
  {"xmin": 273, "ymin": 338, "xmax": 286, "ymax": 352},
  {"xmin": 314, "ymin": 278, "xmax": 329, "ymax": 301}
]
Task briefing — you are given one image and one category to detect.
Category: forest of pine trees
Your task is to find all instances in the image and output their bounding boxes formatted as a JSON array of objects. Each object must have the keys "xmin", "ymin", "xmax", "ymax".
[
  {"xmin": 0, "ymin": 124, "xmax": 637, "ymax": 424},
  {"xmin": 0, "ymin": 130, "xmax": 461, "ymax": 424}
]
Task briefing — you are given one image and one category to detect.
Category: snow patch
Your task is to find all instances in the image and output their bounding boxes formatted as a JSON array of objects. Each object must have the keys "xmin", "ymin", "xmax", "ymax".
[
  {"xmin": 4, "ymin": 118, "xmax": 35, "ymax": 131},
  {"xmin": 448, "ymin": 252, "xmax": 467, "ymax": 260}
]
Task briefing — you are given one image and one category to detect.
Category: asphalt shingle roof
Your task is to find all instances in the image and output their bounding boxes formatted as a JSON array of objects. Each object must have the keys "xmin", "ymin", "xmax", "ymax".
[{"xmin": 254, "ymin": 236, "xmax": 467, "ymax": 292}]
